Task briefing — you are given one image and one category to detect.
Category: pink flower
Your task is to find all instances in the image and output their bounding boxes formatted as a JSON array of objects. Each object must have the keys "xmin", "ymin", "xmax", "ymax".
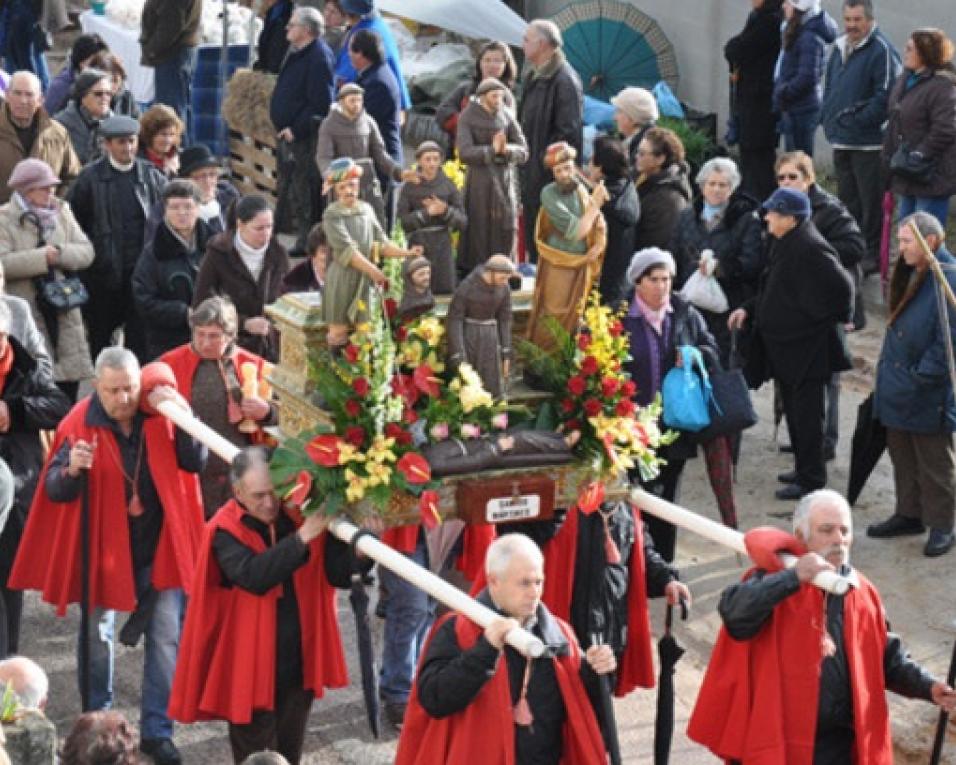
[
  {"xmin": 430, "ymin": 422, "xmax": 450, "ymax": 441},
  {"xmin": 492, "ymin": 413, "xmax": 509, "ymax": 430},
  {"xmin": 460, "ymin": 423, "xmax": 481, "ymax": 439}
]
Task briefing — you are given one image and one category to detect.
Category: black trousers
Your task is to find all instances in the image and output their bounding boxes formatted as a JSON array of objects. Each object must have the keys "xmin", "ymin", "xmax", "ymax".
[
  {"xmin": 276, "ymin": 136, "xmax": 321, "ymax": 253},
  {"xmin": 228, "ymin": 686, "xmax": 314, "ymax": 764},
  {"xmin": 83, "ymin": 280, "xmax": 147, "ymax": 363},
  {"xmin": 0, "ymin": 585, "xmax": 23, "ymax": 657},
  {"xmin": 833, "ymin": 148, "xmax": 883, "ymax": 269},
  {"xmin": 779, "ymin": 377, "xmax": 827, "ymax": 490},
  {"xmin": 522, "ymin": 197, "xmax": 540, "ymax": 264},
  {"xmin": 634, "ymin": 456, "xmax": 686, "ymax": 563},
  {"xmin": 738, "ymin": 146, "xmax": 778, "ymax": 205}
]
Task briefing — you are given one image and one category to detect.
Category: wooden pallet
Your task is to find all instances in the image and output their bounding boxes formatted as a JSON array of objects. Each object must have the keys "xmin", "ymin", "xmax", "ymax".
[{"xmin": 228, "ymin": 130, "xmax": 279, "ymax": 198}]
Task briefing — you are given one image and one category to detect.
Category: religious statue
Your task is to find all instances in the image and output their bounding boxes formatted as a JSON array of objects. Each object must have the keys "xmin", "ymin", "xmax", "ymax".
[
  {"xmin": 527, "ymin": 141, "xmax": 608, "ymax": 351},
  {"xmin": 321, "ymin": 157, "xmax": 421, "ymax": 349},
  {"xmin": 316, "ymin": 83, "xmax": 418, "ymax": 227},
  {"xmin": 396, "ymin": 140, "xmax": 466, "ymax": 294},
  {"xmin": 423, "ymin": 428, "xmax": 579, "ymax": 477},
  {"xmin": 456, "ymin": 77, "xmax": 528, "ymax": 279},
  {"xmin": 396, "ymin": 256, "xmax": 436, "ymax": 322},
  {"xmin": 446, "ymin": 254, "xmax": 516, "ymax": 400}
]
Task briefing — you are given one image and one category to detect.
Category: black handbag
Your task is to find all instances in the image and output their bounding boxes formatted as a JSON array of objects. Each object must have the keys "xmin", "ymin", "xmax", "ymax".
[
  {"xmin": 35, "ymin": 267, "xmax": 89, "ymax": 312},
  {"xmin": 695, "ymin": 332, "xmax": 758, "ymax": 441},
  {"xmin": 889, "ymin": 143, "xmax": 934, "ymax": 184}
]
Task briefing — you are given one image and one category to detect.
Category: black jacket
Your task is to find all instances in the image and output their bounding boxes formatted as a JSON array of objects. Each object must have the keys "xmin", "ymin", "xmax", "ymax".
[
  {"xmin": 724, "ymin": 1, "xmax": 783, "ymax": 149},
  {"xmin": 633, "ymin": 163, "xmax": 692, "ymax": 253},
  {"xmin": 356, "ymin": 61, "xmax": 403, "ymax": 165},
  {"xmin": 68, "ymin": 157, "xmax": 167, "ymax": 289},
  {"xmin": 598, "ymin": 176, "xmax": 640, "ymax": 307},
  {"xmin": 746, "ymin": 218, "xmax": 854, "ymax": 386},
  {"xmin": 145, "ymin": 179, "xmax": 240, "ymax": 242},
  {"xmin": 132, "ymin": 218, "xmax": 213, "ymax": 360},
  {"xmin": 0, "ymin": 337, "xmax": 71, "ymax": 583},
  {"xmin": 253, "ymin": 0, "xmax": 294, "ymax": 75},
  {"xmin": 269, "ymin": 38, "xmax": 335, "ymax": 143}
]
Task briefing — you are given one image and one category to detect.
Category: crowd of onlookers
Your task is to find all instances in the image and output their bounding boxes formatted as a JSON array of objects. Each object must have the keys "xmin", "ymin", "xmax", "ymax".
[{"xmin": 0, "ymin": 0, "xmax": 953, "ymax": 761}]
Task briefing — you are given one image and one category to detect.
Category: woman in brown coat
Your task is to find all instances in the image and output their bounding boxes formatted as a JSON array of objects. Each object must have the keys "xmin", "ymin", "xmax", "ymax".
[
  {"xmin": 882, "ymin": 28, "xmax": 956, "ymax": 227},
  {"xmin": 192, "ymin": 195, "xmax": 289, "ymax": 361}
]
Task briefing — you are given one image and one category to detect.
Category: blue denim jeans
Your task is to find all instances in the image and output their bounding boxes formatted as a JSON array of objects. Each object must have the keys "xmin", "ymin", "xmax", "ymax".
[
  {"xmin": 0, "ymin": 0, "xmax": 49, "ymax": 89},
  {"xmin": 153, "ymin": 46, "xmax": 198, "ymax": 143},
  {"xmin": 81, "ymin": 567, "xmax": 185, "ymax": 740},
  {"xmin": 897, "ymin": 194, "xmax": 952, "ymax": 229},
  {"xmin": 379, "ymin": 535, "xmax": 434, "ymax": 704},
  {"xmin": 781, "ymin": 107, "xmax": 820, "ymax": 157}
]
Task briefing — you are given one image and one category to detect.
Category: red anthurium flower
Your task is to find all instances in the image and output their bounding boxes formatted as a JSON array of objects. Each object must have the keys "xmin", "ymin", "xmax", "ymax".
[
  {"xmin": 391, "ymin": 373, "xmax": 419, "ymax": 407},
  {"xmin": 601, "ymin": 377, "xmax": 619, "ymax": 398},
  {"xmin": 384, "ymin": 298, "xmax": 398, "ymax": 319},
  {"xmin": 403, "ymin": 407, "xmax": 419, "ymax": 424},
  {"xmin": 343, "ymin": 343, "xmax": 360, "ymax": 363},
  {"xmin": 385, "ymin": 422, "xmax": 412, "ymax": 445},
  {"xmin": 352, "ymin": 377, "xmax": 370, "ymax": 396},
  {"xmin": 567, "ymin": 375, "xmax": 586, "ymax": 396},
  {"xmin": 345, "ymin": 398, "xmax": 361, "ymax": 418},
  {"xmin": 305, "ymin": 434, "xmax": 342, "ymax": 467},
  {"xmin": 609, "ymin": 320, "xmax": 624, "ymax": 337},
  {"xmin": 419, "ymin": 490, "xmax": 441, "ymax": 530},
  {"xmin": 615, "ymin": 398, "xmax": 635, "ymax": 417},
  {"xmin": 580, "ymin": 355, "xmax": 599, "ymax": 376},
  {"xmin": 413, "ymin": 364, "xmax": 441, "ymax": 397},
  {"xmin": 397, "ymin": 452, "xmax": 431, "ymax": 484},
  {"xmin": 577, "ymin": 481, "xmax": 606, "ymax": 514},
  {"xmin": 583, "ymin": 398, "xmax": 603, "ymax": 417},
  {"xmin": 560, "ymin": 398, "xmax": 575, "ymax": 413},
  {"xmin": 344, "ymin": 425, "xmax": 366, "ymax": 448},
  {"xmin": 285, "ymin": 469, "xmax": 313, "ymax": 507},
  {"xmin": 621, "ymin": 380, "xmax": 637, "ymax": 398},
  {"xmin": 566, "ymin": 418, "xmax": 581, "ymax": 431},
  {"xmin": 577, "ymin": 332, "xmax": 592, "ymax": 351}
]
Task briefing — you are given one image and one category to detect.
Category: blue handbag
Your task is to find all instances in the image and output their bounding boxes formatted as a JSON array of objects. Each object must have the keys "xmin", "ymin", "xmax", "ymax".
[{"xmin": 662, "ymin": 346, "xmax": 715, "ymax": 432}]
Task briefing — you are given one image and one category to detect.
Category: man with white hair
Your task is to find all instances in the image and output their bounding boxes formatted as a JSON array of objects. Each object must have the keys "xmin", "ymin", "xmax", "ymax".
[
  {"xmin": 395, "ymin": 533, "xmax": 611, "ymax": 764},
  {"xmin": 518, "ymin": 19, "xmax": 583, "ymax": 263},
  {"xmin": 689, "ymin": 489, "xmax": 956, "ymax": 764},
  {"xmin": 0, "ymin": 656, "xmax": 48, "ymax": 710},
  {"xmin": 0, "ymin": 70, "xmax": 79, "ymax": 204}
]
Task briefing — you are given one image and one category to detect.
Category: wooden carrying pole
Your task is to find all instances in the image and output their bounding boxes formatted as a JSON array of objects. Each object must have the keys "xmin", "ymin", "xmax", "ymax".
[
  {"xmin": 631, "ymin": 488, "xmax": 851, "ymax": 595},
  {"xmin": 154, "ymin": 400, "xmax": 546, "ymax": 658}
]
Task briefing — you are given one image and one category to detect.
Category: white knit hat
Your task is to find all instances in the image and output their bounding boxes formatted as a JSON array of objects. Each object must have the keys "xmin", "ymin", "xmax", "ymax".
[
  {"xmin": 611, "ymin": 87, "xmax": 659, "ymax": 126},
  {"xmin": 626, "ymin": 248, "xmax": 676, "ymax": 285},
  {"xmin": 787, "ymin": 0, "xmax": 820, "ymax": 12}
]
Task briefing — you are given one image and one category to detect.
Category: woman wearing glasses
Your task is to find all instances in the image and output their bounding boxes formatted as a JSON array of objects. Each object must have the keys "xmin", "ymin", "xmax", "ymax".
[{"xmin": 53, "ymin": 68, "xmax": 114, "ymax": 164}]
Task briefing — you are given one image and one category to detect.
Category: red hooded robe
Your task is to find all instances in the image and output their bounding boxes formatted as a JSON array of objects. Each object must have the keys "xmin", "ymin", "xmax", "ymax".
[
  {"xmin": 9, "ymin": 396, "xmax": 205, "ymax": 614},
  {"xmin": 168, "ymin": 499, "xmax": 348, "ymax": 724},
  {"xmin": 394, "ymin": 610, "xmax": 608, "ymax": 765}
]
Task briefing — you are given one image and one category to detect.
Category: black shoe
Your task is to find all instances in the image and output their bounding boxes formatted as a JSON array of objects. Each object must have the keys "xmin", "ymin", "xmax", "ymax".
[
  {"xmin": 778, "ymin": 443, "xmax": 794, "ymax": 454},
  {"xmin": 774, "ymin": 483, "xmax": 808, "ymax": 501},
  {"xmin": 140, "ymin": 738, "xmax": 182, "ymax": 765},
  {"xmin": 925, "ymin": 529, "xmax": 955, "ymax": 557},
  {"xmin": 823, "ymin": 445, "xmax": 836, "ymax": 462},
  {"xmin": 866, "ymin": 515, "xmax": 926, "ymax": 539},
  {"xmin": 384, "ymin": 701, "xmax": 407, "ymax": 730},
  {"xmin": 777, "ymin": 470, "xmax": 799, "ymax": 484}
]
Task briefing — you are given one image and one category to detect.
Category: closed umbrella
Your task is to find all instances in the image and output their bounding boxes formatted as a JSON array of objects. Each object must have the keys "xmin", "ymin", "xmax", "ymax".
[
  {"xmin": 581, "ymin": 635, "xmax": 621, "ymax": 765},
  {"xmin": 846, "ymin": 392, "xmax": 886, "ymax": 506},
  {"xmin": 349, "ymin": 569, "xmax": 381, "ymax": 738},
  {"xmin": 654, "ymin": 598, "xmax": 688, "ymax": 765},
  {"xmin": 930, "ymin": 630, "xmax": 956, "ymax": 765},
  {"xmin": 880, "ymin": 191, "xmax": 894, "ymax": 295}
]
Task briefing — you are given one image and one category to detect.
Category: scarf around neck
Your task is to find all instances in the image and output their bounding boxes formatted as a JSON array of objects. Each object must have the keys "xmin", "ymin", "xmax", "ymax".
[
  {"xmin": 631, "ymin": 292, "xmax": 673, "ymax": 335},
  {"xmin": 14, "ymin": 191, "xmax": 60, "ymax": 235}
]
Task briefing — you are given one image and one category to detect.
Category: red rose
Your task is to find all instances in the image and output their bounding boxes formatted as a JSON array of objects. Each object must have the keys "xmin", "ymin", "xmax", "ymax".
[
  {"xmin": 577, "ymin": 332, "xmax": 592, "ymax": 351},
  {"xmin": 397, "ymin": 452, "xmax": 431, "ymax": 484},
  {"xmin": 285, "ymin": 469, "xmax": 313, "ymax": 508},
  {"xmin": 583, "ymin": 398, "xmax": 603, "ymax": 417},
  {"xmin": 609, "ymin": 320, "xmax": 624, "ymax": 337},
  {"xmin": 403, "ymin": 407, "xmax": 419, "ymax": 424},
  {"xmin": 419, "ymin": 490, "xmax": 441, "ymax": 530},
  {"xmin": 601, "ymin": 377, "xmax": 619, "ymax": 398},
  {"xmin": 343, "ymin": 343, "xmax": 360, "ymax": 363},
  {"xmin": 580, "ymin": 356, "xmax": 599, "ymax": 376},
  {"xmin": 621, "ymin": 380, "xmax": 637, "ymax": 398},
  {"xmin": 560, "ymin": 398, "xmax": 575, "ymax": 414},
  {"xmin": 567, "ymin": 375, "xmax": 586, "ymax": 396},
  {"xmin": 566, "ymin": 418, "xmax": 581, "ymax": 431},
  {"xmin": 344, "ymin": 425, "xmax": 366, "ymax": 448},
  {"xmin": 344, "ymin": 399, "xmax": 361, "ymax": 417},
  {"xmin": 615, "ymin": 398, "xmax": 635, "ymax": 417},
  {"xmin": 352, "ymin": 377, "xmax": 370, "ymax": 396},
  {"xmin": 395, "ymin": 325, "xmax": 408, "ymax": 342},
  {"xmin": 305, "ymin": 434, "xmax": 342, "ymax": 467},
  {"xmin": 385, "ymin": 422, "xmax": 412, "ymax": 445},
  {"xmin": 384, "ymin": 298, "xmax": 398, "ymax": 319}
]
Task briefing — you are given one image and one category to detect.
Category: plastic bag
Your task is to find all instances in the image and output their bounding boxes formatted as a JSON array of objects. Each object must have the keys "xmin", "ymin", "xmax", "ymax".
[
  {"xmin": 653, "ymin": 81, "xmax": 684, "ymax": 119},
  {"xmin": 679, "ymin": 250, "xmax": 729, "ymax": 313}
]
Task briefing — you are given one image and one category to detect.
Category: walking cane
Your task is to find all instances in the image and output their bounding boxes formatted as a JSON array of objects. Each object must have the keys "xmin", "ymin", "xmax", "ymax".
[
  {"xmin": 79, "ymin": 471, "xmax": 91, "ymax": 711},
  {"xmin": 929, "ymin": 633, "xmax": 956, "ymax": 765}
]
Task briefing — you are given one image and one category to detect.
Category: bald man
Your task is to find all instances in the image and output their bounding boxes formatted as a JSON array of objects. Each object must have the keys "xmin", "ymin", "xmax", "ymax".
[{"xmin": 0, "ymin": 656, "xmax": 48, "ymax": 710}]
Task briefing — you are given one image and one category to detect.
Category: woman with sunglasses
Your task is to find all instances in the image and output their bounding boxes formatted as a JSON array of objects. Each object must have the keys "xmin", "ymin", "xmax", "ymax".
[{"xmin": 52, "ymin": 68, "xmax": 114, "ymax": 165}]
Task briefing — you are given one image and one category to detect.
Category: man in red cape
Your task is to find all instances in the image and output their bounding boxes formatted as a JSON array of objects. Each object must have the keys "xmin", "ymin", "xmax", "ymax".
[
  {"xmin": 688, "ymin": 489, "xmax": 956, "ymax": 764},
  {"xmin": 9, "ymin": 349, "xmax": 207, "ymax": 765},
  {"xmin": 395, "ymin": 533, "xmax": 611, "ymax": 765},
  {"xmin": 169, "ymin": 446, "xmax": 352, "ymax": 763}
]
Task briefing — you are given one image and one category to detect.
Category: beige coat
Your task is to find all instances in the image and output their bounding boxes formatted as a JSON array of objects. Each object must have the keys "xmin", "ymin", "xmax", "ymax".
[
  {"xmin": 0, "ymin": 103, "xmax": 81, "ymax": 205},
  {"xmin": 0, "ymin": 198, "xmax": 94, "ymax": 382}
]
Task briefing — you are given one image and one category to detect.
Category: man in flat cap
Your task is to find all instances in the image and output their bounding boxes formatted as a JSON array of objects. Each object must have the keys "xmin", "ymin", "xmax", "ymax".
[
  {"xmin": 316, "ymin": 83, "xmax": 417, "ymax": 228},
  {"xmin": 68, "ymin": 115, "xmax": 167, "ymax": 363},
  {"xmin": 456, "ymin": 77, "xmax": 527, "ymax": 280},
  {"xmin": 321, "ymin": 156, "xmax": 421, "ymax": 350},
  {"xmin": 447, "ymin": 254, "xmax": 516, "ymax": 399},
  {"xmin": 526, "ymin": 141, "xmax": 607, "ymax": 352},
  {"xmin": 396, "ymin": 141, "xmax": 466, "ymax": 294}
]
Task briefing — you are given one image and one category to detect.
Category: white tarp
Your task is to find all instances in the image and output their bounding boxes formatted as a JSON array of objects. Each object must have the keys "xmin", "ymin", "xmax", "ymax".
[{"xmin": 376, "ymin": 0, "xmax": 528, "ymax": 47}]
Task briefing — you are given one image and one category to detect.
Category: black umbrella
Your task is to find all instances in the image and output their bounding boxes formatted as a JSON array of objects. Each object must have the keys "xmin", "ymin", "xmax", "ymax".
[
  {"xmin": 79, "ymin": 472, "xmax": 91, "ymax": 711},
  {"xmin": 929, "ymin": 633, "xmax": 956, "ymax": 765},
  {"xmin": 581, "ymin": 635, "xmax": 621, "ymax": 765},
  {"xmin": 847, "ymin": 393, "xmax": 886, "ymax": 506},
  {"xmin": 349, "ymin": 568, "xmax": 381, "ymax": 737},
  {"xmin": 654, "ymin": 598, "xmax": 688, "ymax": 765}
]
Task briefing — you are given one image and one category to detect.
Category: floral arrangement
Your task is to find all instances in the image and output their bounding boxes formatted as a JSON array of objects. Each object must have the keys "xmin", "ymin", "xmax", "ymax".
[{"xmin": 519, "ymin": 292, "xmax": 675, "ymax": 482}]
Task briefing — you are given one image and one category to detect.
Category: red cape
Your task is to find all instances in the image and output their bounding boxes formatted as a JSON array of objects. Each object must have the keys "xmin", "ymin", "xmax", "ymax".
[
  {"xmin": 542, "ymin": 503, "xmax": 655, "ymax": 696},
  {"xmin": 168, "ymin": 499, "xmax": 347, "ymax": 724},
  {"xmin": 9, "ymin": 397, "xmax": 205, "ymax": 614},
  {"xmin": 687, "ymin": 564, "xmax": 893, "ymax": 764},
  {"xmin": 395, "ymin": 610, "xmax": 608, "ymax": 765},
  {"xmin": 160, "ymin": 343, "xmax": 268, "ymax": 402}
]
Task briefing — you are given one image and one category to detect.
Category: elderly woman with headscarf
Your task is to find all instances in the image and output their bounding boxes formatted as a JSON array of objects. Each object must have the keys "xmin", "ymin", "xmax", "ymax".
[
  {"xmin": 0, "ymin": 158, "xmax": 94, "ymax": 401},
  {"xmin": 623, "ymin": 247, "xmax": 719, "ymax": 561},
  {"xmin": 160, "ymin": 295, "xmax": 276, "ymax": 517}
]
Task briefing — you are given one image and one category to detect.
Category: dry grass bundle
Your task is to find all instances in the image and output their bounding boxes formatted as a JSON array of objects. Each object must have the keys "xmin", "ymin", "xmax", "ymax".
[{"xmin": 223, "ymin": 68, "xmax": 277, "ymax": 141}]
